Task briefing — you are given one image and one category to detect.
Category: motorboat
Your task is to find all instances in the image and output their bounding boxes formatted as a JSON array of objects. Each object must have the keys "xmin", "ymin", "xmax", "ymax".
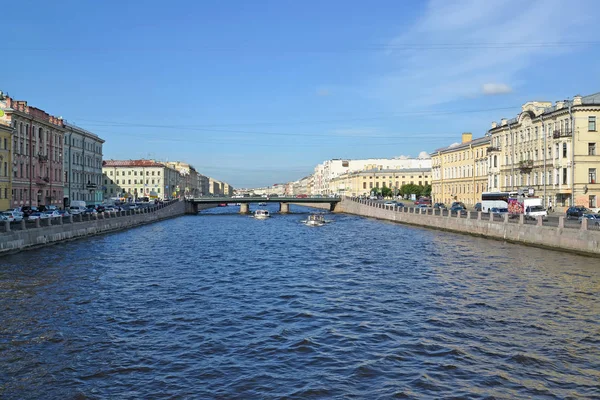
[
  {"xmin": 218, "ymin": 203, "xmax": 228, "ymax": 207},
  {"xmin": 303, "ymin": 213, "xmax": 326, "ymax": 226},
  {"xmin": 254, "ymin": 209, "xmax": 270, "ymax": 219}
]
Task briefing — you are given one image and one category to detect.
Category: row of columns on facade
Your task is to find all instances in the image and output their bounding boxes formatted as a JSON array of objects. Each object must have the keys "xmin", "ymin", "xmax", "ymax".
[
  {"xmin": 2, "ymin": 201, "xmax": 178, "ymax": 232},
  {"xmin": 356, "ymin": 198, "xmax": 588, "ymax": 230}
]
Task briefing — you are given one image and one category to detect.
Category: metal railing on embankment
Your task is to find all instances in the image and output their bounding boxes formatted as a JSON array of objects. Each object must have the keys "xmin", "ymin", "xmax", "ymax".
[
  {"xmin": 347, "ymin": 197, "xmax": 600, "ymax": 232},
  {"xmin": 0, "ymin": 199, "xmax": 181, "ymax": 234}
]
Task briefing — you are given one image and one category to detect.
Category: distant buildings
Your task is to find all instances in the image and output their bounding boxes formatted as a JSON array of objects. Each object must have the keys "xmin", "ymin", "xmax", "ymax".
[{"xmin": 63, "ymin": 122, "xmax": 105, "ymax": 205}]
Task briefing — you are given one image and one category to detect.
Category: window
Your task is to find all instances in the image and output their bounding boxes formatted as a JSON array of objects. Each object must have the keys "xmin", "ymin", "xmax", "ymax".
[
  {"xmin": 563, "ymin": 143, "xmax": 567, "ymax": 158},
  {"xmin": 363, "ymin": 182, "xmax": 366, "ymax": 189},
  {"xmin": 589, "ymin": 168, "xmax": 596, "ymax": 184},
  {"xmin": 590, "ymin": 195, "xmax": 597, "ymax": 209},
  {"xmin": 563, "ymin": 168, "xmax": 567, "ymax": 185},
  {"xmin": 589, "ymin": 143, "xmax": 596, "ymax": 156},
  {"xmin": 589, "ymin": 116, "xmax": 597, "ymax": 131}
]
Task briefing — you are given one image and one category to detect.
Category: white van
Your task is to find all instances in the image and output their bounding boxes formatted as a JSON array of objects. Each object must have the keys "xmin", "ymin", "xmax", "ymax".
[{"xmin": 69, "ymin": 206, "xmax": 87, "ymax": 215}]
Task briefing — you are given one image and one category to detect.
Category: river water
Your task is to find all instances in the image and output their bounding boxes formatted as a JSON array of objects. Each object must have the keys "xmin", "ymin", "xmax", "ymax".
[{"xmin": 1, "ymin": 204, "xmax": 599, "ymax": 399}]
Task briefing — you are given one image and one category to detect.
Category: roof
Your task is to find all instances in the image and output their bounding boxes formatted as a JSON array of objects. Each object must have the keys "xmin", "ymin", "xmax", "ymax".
[
  {"xmin": 102, "ymin": 159, "xmax": 166, "ymax": 168},
  {"xmin": 354, "ymin": 168, "xmax": 430, "ymax": 175},
  {"xmin": 431, "ymin": 136, "xmax": 490, "ymax": 154},
  {"xmin": 63, "ymin": 121, "xmax": 104, "ymax": 142}
]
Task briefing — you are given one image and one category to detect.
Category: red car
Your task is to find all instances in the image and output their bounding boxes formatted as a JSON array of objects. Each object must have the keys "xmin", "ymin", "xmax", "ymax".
[
  {"xmin": 415, "ymin": 198, "xmax": 432, "ymax": 206},
  {"xmin": 296, "ymin": 194, "xmax": 308, "ymax": 198}
]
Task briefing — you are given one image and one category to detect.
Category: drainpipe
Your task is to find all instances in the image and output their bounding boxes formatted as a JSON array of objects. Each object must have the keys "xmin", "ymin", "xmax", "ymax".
[
  {"xmin": 541, "ymin": 114, "xmax": 546, "ymax": 206},
  {"xmin": 569, "ymin": 101, "xmax": 575, "ymax": 206}
]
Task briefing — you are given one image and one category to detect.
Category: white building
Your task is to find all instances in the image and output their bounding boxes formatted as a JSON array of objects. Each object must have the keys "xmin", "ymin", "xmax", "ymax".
[{"xmin": 313, "ymin": 157, "xmax": 432, "ymax": 195}]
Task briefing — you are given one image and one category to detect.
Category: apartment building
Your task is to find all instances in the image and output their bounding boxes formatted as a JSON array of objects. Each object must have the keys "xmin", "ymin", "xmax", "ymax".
[
  {"xmin": 102, "ymin": 160, "xmax": 180, "ymax": 201},
  {"xmin": 313, "ymin": 157, "xmax": 432, "ymax": 195},
  {"xmin": 0, "ymin": 121, "xmax": 13, "ymax": 210},
  {"xmin": 330, "ymin": 168, "xmax": 431, "ymax": 197},
  {"xmin": 487, "ymin": 92, "xmax": 600, "ymax": 209},
  {"xmin": 63, "ymin": 122, "xmax": 105, "ymax": 206},
  {"xmin": 0, "ymin": 95, "xmax": 65, "ymax": 209},
  {"xmin": 430, "ymin": 133, "xmax": 490, "ymax": 206}
]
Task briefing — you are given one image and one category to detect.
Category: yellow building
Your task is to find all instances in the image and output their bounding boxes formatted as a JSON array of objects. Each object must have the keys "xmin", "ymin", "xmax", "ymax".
[
  {"xmin": 102, "ymin": 160, "xmax": 181, "ymax": 200},
  {"xmin": 430, "ymin": 133, "xmax": 490, "ymax": 206},
  {"xmin": 487, "ymin": 92, "xmax": 600, "ymax": 210},
  {"xmin": 0, "ymin": 122, "xmax": 13, "ymax": 210},
  {"xmin": 330, "ymin": 168, "xmax": 430, "ymax": 197}
]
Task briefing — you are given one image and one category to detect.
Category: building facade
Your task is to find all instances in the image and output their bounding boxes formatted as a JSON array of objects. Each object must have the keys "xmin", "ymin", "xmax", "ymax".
[
  {"xmin": 102, "ymin": 160, "xmax": 180, "ymax": 201},
  {"xmin": 330, "ymin": 168, "xmax": 431, "ymax": 197},
  {"xmin": 63, "ymin": 122, "xmax": 105, "ymax": 206},
  {"xmin": 0, "ymin": 96, "xmax": 65, "ymax": 209},
  {"xmin": 197, "ymin": 174, "xmax": 209, "ymax": 196},
  {"xmin": 0, "ymin": 120, "xmax": 13, "ymax": 210},
  {"xmin": 487, "ymin": 92, "xmax": 600, "ymax": 209},
  {"xmin": 313, "ymin": 157, "xmax": 432, "ymax": 195},
  {"xmin": 430, "ymin": 133, "xmax": 490, "ymax": 206}
]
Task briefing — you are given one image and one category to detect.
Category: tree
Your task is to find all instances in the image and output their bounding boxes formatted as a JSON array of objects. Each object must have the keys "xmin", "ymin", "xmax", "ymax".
[
  {"xmin": 371, "ymin": 186, "xmax": 382, "ymax": 195},
  {"xmin": 399, "ymin": 183, "xmax": 420, "ymax": 198},
  {"xmin": 381, "ymin": 186, "xmax": 393, "ymax": 197},
  {"xmin": 421, "ymin": 184, "xmax": 432, "ymax": 197}
]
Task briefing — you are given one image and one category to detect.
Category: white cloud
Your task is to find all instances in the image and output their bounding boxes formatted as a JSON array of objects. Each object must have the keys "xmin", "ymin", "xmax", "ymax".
[
  {"xmin": 365, "ymin": 0, "xmax": 597, "ymax": 108},
  {"xmin": 482, "ymin": 83, "xmax": 512, "ymax": 95}
]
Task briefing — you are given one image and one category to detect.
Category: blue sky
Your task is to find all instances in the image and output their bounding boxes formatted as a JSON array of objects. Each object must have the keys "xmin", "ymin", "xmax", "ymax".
[{"xmin": 2, "ymin": 0, "xmax": 600, "ymax": 188}]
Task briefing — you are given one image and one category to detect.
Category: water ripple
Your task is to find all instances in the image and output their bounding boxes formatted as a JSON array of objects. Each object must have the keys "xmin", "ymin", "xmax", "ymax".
[{"xmin": 0, "ymin": 205, "xmax": 599, "ymax": 399}]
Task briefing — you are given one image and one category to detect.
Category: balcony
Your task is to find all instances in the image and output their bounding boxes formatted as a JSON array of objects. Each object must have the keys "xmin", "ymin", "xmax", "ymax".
[
  {"xmin": 553, "ymin": 130, "xmax": 572, "ymax": 139},
  {"xmin": 36, "ymin": 176, "xmax": 50, "ymax": 185},
  {"xmin": 486, "ymin": 146, "xmax": 501, "ymax": 154},
  {"xmin": 518, "ymin": 159, "xmax": 533, "ymax": 173},
  {"xmin": 86, "ymin": 182, "xmax": 98, "ymax": 190},
  {"xmin": 38, "ymin": 154, "xmax": 48, "ymax": 162}
]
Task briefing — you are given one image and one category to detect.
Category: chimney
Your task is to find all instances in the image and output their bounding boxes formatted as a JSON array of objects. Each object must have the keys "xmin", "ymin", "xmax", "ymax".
[
  {"xmin": 556, "ymin": 101, "xmax": 564, "ymax": 110},
  {"xmin": 573, "ymin": 95, "xmax": 583, "ymax": 106},
  {"xmin": 501, "ymin": 118, "xmax": 507, "ymax": 126},
  {"xmin": 491, "ymin": 121, "xmax": 498, "ymax": 128},
  {"xmin": 461, "ymin": 132, "xmax": 473, "ymax": 143}
]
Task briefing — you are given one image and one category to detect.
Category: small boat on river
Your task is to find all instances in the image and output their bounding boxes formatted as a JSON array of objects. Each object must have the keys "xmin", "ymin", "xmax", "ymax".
[
  {"xmin": 303, "ymin": 213, "xmax": 326, "ymax": 226},
  {"xmin": 218, "ymin": 203, "xmax": 228, "ymax": 207},
  {"xmin": 258, "ymin": 202, "xmax": 267, "ymax": 206},
  {"xmin": 254, "ymin": 209, "xmax": 270, "ymax": 219}
]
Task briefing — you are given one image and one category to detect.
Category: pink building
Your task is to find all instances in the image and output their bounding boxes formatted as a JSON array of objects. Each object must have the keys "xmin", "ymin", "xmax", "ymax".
[{"xmin": 0, "ymin": 96, "xmax": 65, "ymax": 208}]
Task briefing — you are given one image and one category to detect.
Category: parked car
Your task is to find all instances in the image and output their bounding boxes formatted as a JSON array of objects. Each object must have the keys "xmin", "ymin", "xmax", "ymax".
[
  {"xmin": 27, "ymin": 212, "xmax": 49, "ymax": 220},
  {"xmin": 57, "ymin": 210, "xmax": 71, "ymax": 217},
  {"xmin": 433, "ymin": 203, "xmax": 447, "ymax": 210},
  {"xmin": 490, "ymin": 207, "xmax": 509, "ymax": 215},
  {"xmin": 20, "ymin": 206, "xmax": 38, "ymax": 218},
  {"xmin": 83, "ymin": 208, "xmax": 98, "ymax": 215},
  {"xmin": 474, "ymin": 202, "xmax": 482, "ymax": 212},
  {"xmin": 415, "ymin": 197, "xmax": 432, "ymax": 206},
  {"xmin": 384, "ymin": 201, "xmax": 397, "ymax": 206},
  {"xmin": 578, "ymin": 214, "xmax": 600, "ymax": 225},
  {"xmin": 450, "ymin": 205, "xmax": 467, "ymax": 215},
  {"xmin": 396, "ymin": 202, "xmax": 406, "ymax": 208},
  {"xmin": 69, "ymin": 206, "xmax": 87, "ymax": 215},
  {"xmin": 296, "ymin": 194, "xmax": 308, "ymax": 198},
  {"xmin": 417, "ymin": 204, "xmax": 429, "ymax": 209},
  {"xmin": 2, "ymin": 210, "xmax": 24, "ymax": 222},
  {"xmin": 566, "ymin": 206, "xmax": 590, "ymax": 219},
  {"xmin": 44, "ymin": 211, "xmax": 62, "ymax": 218}
]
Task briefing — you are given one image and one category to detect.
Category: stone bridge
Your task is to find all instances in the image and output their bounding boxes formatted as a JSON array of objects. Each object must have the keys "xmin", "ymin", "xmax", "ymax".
[{"xmin": 185, "ymin": 197, "xmax": 341, "ymax": 214}]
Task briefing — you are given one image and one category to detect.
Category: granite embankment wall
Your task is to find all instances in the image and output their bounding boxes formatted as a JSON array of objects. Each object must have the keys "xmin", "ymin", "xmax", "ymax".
[
  {"xmin": 337, "ymin": 198, "xmax": 600, "ymax": 257},
  {"xmin": 0, "ymin": 201, "xmax": 211, "ymax": 256}
]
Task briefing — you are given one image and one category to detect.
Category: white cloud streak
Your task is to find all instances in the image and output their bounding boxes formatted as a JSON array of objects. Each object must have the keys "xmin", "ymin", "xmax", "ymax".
[{"xmin": 366, "ymin": 0, "xmax": 597, "ymax": 107}]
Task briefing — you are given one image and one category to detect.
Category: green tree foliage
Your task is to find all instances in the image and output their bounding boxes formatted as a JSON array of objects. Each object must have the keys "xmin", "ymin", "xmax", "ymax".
[
  {"xmin": 381, "ymin": 186, "xmax": 393, "ymax": 197},
  {"xmin": 398, "ymin": 183, "xmax": 432, "ymax": 198}
]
